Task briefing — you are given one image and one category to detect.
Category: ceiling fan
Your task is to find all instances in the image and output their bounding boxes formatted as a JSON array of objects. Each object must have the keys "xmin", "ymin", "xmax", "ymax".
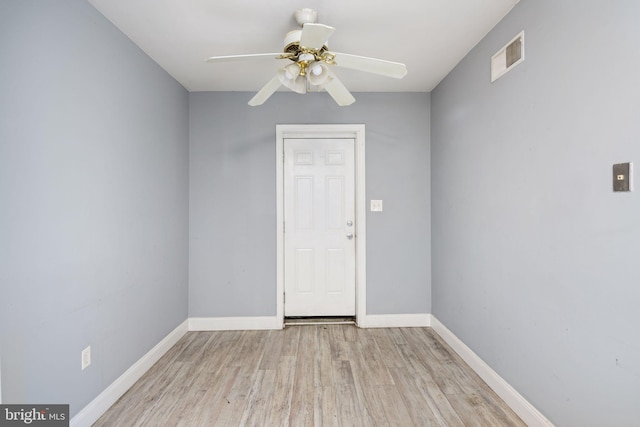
[{"xmin": 205, "ymin": 8, "xmax": 408, "ymax": 106}]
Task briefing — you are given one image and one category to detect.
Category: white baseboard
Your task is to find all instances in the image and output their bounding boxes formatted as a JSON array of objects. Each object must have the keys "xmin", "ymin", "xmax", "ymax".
[
  {"xmin": 70, "ymin": 320, "xmax": 189, "ymax": 427},
  {"xmin": 359, "ymin": 313, "xmax": 432, "ymax": 328},
  {"xmin": 430, "ymin": 316, "xmax": 554, "ymax": 427},
  {"xmin": 189, "ymin": 316, "xmax": 282, "ymax": 331}
]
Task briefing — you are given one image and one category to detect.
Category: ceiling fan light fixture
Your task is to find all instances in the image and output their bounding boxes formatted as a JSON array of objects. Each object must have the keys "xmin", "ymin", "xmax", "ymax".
[
  {"xmin": 278, "ymin": 68, "xmax": 306, "ymax": 94},
  {"xmin": 282, "ymin": 62, "xmax": 301, "ymax": 80},
  {"xmin": 307, "ymin": 62, "xmax": 331, "ymax": 86},
  {"xmin": 299, "ymin": 53, "xmax": 315, "ymax": 62},
  {"xmin": 311, "ymin": 64, "xmax": 323, "ymax": 75}
]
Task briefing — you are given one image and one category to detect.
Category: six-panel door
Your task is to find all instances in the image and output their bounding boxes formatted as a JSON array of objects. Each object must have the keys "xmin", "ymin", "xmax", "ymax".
[{"xmin": 284, "ymin": 138, "xmax": 356, "ymax": 317}]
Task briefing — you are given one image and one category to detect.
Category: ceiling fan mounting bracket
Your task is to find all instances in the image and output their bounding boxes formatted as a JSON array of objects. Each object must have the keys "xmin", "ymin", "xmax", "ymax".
[{"xmin": 294, "ymin": 8, "xmax": 318, "ymax": 26}]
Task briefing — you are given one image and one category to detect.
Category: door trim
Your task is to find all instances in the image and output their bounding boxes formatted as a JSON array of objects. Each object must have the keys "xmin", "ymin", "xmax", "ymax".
[{"xmin": 276, "ymin": 124, "xmax": 366, "ymax": 328}]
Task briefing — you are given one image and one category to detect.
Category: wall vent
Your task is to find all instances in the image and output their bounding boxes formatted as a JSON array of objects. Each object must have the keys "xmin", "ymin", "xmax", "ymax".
[{"xmin": 491, "ymin": 31, "xmax": 524, "ymax": 82}]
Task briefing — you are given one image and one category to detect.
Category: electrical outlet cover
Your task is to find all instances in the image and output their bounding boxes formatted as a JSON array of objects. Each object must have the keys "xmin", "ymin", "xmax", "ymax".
[{"xmin": 613, "ymin": 162, "xmax": 632, "ymax": 192}]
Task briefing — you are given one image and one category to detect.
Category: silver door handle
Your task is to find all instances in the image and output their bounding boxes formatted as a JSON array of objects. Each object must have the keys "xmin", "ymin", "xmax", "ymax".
[{"xmin": 346, "ymin": 233, "xmax": 354, "ymax": 240}]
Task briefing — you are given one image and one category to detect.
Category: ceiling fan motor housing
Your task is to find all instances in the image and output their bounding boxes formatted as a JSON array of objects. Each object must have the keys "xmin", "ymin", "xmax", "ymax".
[
  {"xmin": 283, "ymin": 29, "xmax": 330, "ymax": 61},
  {"xmin": 284, "ymin": 30, "xmax": 303, "ymax": 54}
]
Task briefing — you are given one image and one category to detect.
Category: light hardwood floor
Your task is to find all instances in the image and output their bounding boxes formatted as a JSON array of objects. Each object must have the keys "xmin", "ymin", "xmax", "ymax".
[{"xmin": 94, "ymin": 326, "xmax": 525, "ymax": 426}]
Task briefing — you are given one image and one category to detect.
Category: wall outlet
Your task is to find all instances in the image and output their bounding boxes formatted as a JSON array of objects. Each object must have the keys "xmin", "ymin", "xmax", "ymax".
[{"xmin": 81, "ymin": 346, "xmax": 91, "ymax": 370}]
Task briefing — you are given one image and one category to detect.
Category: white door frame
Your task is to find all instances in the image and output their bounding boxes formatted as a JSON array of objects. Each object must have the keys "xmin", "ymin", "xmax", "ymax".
[{"xmin": 276, "ymin": 124, "xmax": 366, "ymax": 328}]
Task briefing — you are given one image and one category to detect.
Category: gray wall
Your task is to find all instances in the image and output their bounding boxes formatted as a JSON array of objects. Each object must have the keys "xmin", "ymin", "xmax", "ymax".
[
  {"xmin": 431, "ymin": 1, "xmax": 640, "ymax": 425},
  {"xmin": 0, "ymin": 0, "xmax": 189, "ymax": 417},
  {"xmin": 189, "ymin": 92, "xmax": 431, "ymax": 317}
]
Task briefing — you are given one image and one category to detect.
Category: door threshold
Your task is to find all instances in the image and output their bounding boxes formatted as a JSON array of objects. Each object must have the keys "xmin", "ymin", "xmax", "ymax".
[{"xmin": 284, "ymin": 316, "xmax": 356, "ymax": 327}]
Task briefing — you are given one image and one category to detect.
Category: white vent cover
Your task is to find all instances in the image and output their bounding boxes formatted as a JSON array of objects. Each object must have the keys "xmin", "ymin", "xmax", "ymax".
[{"xmin": 491, "ymin": 31, "xmax": 524, "ymax": 82}]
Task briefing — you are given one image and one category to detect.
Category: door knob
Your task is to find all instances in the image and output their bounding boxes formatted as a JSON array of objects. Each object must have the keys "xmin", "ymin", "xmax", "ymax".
[
  {"xmin": 346, "ymin": 233, "xmax": 354, "ymax": 240},
  {"xmin": 346, "ymin": 220, "xmax": 353, "ymax": 227}
]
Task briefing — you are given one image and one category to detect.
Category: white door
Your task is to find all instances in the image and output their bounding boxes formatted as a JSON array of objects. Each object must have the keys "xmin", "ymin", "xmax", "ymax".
[{"xmin": 284, "ymin": 138, "xmax": 356, "ymax": 317}]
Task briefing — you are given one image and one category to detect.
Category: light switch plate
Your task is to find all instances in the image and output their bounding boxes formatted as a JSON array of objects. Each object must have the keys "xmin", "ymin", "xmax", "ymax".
[
  {"xmin": 81, "ymin": 346, "xmax": 91, "ymax": 370},
  {"xmin": 613, "ymin": 162, "xmax": 633, "ymax": 192},
  {"xmin": 370, "ymin": 200, "xmax": 383, "ymax": 212}
]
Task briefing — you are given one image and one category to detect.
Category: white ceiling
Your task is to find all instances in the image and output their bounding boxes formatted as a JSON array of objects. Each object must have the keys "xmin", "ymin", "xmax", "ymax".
[{"xmin": 88, "ymin": 0, "xmax": 519, "ymax": 93}]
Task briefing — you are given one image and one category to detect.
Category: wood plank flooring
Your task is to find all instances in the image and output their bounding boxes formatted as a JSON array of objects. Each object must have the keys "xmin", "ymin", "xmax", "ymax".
[{"xmin": 94, "ymin": 326, "xmax": 525, "ymax": 426}]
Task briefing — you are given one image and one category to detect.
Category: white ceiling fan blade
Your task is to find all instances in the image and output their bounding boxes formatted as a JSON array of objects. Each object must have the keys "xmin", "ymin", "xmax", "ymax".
[
  {"xmin": 205, "ymin": 53, "xmax": 286, "ymax": 63},
  {"xmin": 323, "ymin": 75, "xmax": 355, "ymax": 106},
  {"xmin": 332, "ymin": 52, "xmax": 407, "ymax": 79},
  {"xmin": 299, "ymin": 23, "xmax": 335, "ymax": 50},
  {"xmin": 248, "ymin": 75, "xmax": 281, "ymax": 106}
]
